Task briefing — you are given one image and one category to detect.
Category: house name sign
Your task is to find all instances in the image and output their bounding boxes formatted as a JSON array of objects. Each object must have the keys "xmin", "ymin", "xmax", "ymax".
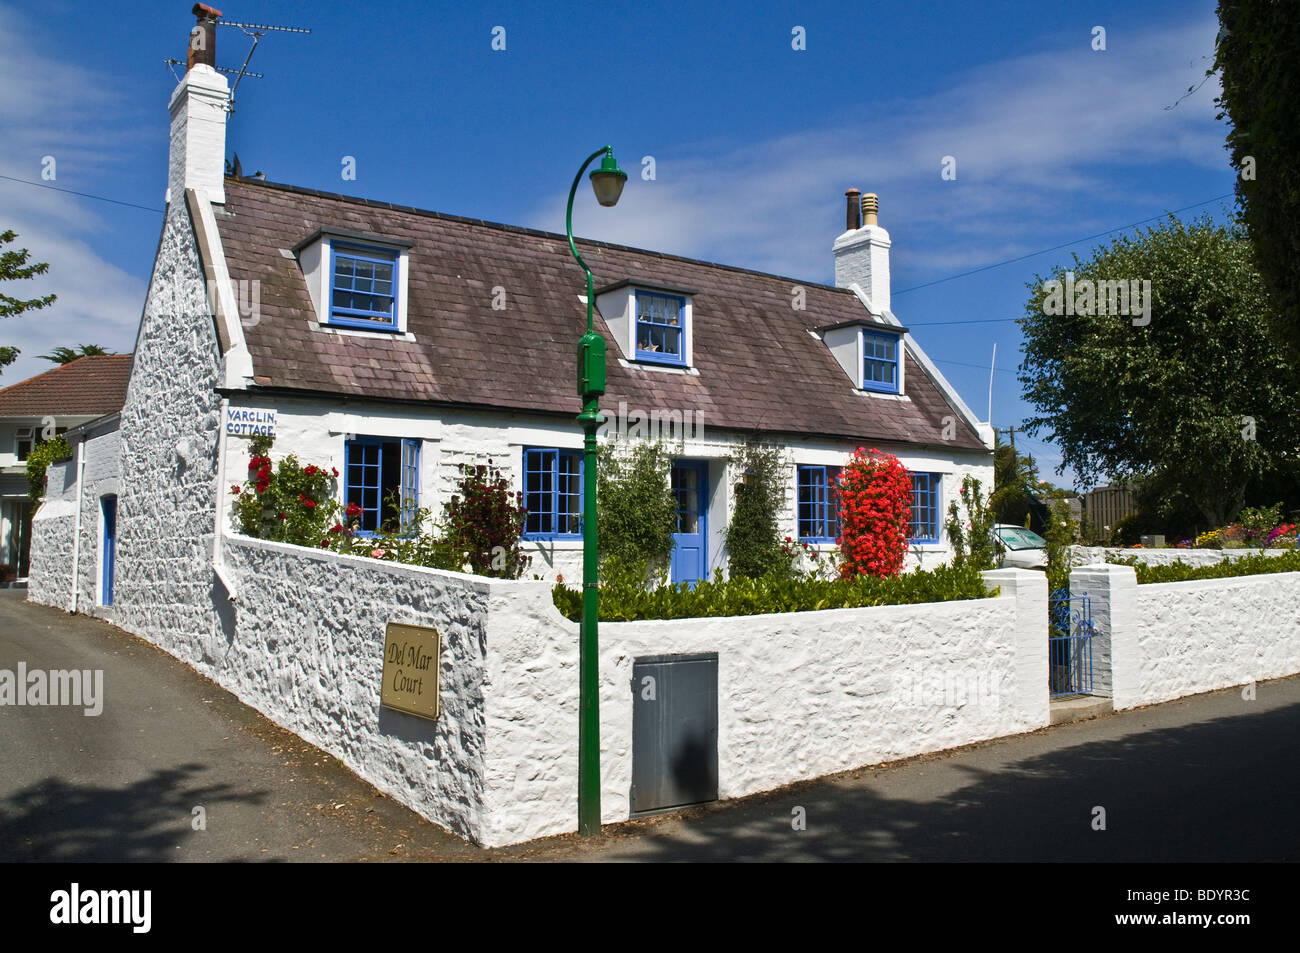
[
  {"xmin": 225, "ymin": 408, "xmax": 277, "ymax": 437},
  {"xmin": 380, "ymin": 622, "xmax": 441, "ymax": 721}
]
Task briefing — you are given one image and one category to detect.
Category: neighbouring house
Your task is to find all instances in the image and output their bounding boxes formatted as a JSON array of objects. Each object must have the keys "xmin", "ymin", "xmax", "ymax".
[
  {"xmin": 0, "ymin": 355, "xmax": 131, "ymax": 584},
  {"xmin": 29, "ymin": 4, "xmax": 992, "ymax": 620}
]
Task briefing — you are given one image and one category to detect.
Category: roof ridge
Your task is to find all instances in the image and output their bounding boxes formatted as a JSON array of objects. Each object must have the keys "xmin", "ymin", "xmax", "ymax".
[{"xmin": 225, "ymin": 176, "xmax": 850, "ymax": 295}]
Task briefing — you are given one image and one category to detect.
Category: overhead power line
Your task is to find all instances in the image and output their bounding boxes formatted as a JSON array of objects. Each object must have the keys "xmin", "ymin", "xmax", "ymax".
[
  {"xmin": 892, "ymin": 192, "xmax": 1236, "ymax": 297},
  {"xmin": 0, "ymin": 174, "xmax": 164, "ymax": 214}
]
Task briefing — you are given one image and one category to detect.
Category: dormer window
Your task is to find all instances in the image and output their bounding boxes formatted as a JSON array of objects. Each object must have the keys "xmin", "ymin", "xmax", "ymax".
[
  {"xmin": 862, "ymin": 329, "xmax": 900, "ymax": 393},
  {"xmin": 294, "ymin": 228, "xmax": 412, "ymax": 336},
  {"xmin": 635, "ymin": 291, "xmax": 686, "ymax": 365},
  {"xmin": 331, "ymin": 245, "xmax": 397, "ymax": 330},
  {"xmin": 595, "ymin": 279, "xmax": 696, "ymax": 368},
  {"xmin": 817, "ymin": 318, "xmax": 906, "ymax": 395}
]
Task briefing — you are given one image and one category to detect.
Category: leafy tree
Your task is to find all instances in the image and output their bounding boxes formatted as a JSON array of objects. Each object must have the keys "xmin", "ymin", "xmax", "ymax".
[
  {"xmin": 38, "ymin": 344, "xmax": 114, "ymax": 364},
  {"xmin": 1018, "ymin": 216, "xmax": 1300, "ymax": 527},
  {"xmin": 1212, "ymin": 1, "xmax": 1300, "ymax": 372},
  {"xmin": 1, "ymin": 229, "xmax": 57, "ymax": 373},
  {"xmin": 990, "ymin": 435, "xmax": 1038, "ymax": 526}
]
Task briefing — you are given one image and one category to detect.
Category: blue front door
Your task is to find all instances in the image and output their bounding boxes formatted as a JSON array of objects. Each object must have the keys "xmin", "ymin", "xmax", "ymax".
[
  {"xmin": 101, "ymin": 496, "xmax": 117, "ymax": 606},
  {"xmin": 670, "ymin": 461, "xmax": 708, "ymax": 587}
]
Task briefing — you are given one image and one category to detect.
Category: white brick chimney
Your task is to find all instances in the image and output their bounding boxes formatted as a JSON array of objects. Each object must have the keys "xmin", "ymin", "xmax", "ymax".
[
  {"xmin": 833, "ymin": 191, "xmax": 891, "ymax": 315},
  {"xmin": 167, "ymin": 4, "xmax": 229, "ymax": 205}
]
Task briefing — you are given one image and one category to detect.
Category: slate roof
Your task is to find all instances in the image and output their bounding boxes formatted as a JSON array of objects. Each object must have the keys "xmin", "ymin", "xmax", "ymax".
[
  {"xmin": 216, "ymin": 178, "xmax": 986, "ymax": 451},
  {"xmin": 0, "ymin": 355, "xmax": 133, "ymax": 417}
]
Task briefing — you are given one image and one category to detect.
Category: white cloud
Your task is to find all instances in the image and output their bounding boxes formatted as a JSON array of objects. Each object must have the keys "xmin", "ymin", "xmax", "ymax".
[
  {"xmin": 536, "ymin": 16, "xmax": 1227, "ymax": 288},
  {"xmin": 0, "ymin": 1, "xmax": 149, "ymax": 384}
]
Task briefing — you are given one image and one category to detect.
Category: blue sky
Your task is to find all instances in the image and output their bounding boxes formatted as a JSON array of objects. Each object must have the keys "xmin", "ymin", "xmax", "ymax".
[{"xmin": 0, "ymin": 0, "xmax": 1236, "ymax": 485}]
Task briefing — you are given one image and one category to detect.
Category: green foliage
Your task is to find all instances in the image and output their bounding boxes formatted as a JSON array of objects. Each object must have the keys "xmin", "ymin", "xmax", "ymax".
[
  {"xmin": 1042, "ymin": 490, "xmax": 1078, "ymax": 591},
  {"xmin": 990, "ymin": 438, "xmax": 1038, "ymax": 526},
  {"xmin": 724, "ymin": 441, "xmax": 787, "ymax": 579},
  {"xmin": 1109, "ymin": 548, "xmax": 1300, "ymax": 585},
  {"xmin": 1, "ymin": 228, "xmax": 58, "ymax": 374},
  {"xmin": 1108, "ymin": 513, "xmax": 1142, "ymax": 547},
  {"xmin": 596, "ymin": 440, "xmax": 677, "ymax": 585},
  {"xmin": 1213, "ymin": 1, "xmax": 1300, "ymax": 373},
  {"xmin": 1018, "ymin": 216, "xmax": 1300, "ymax": 527},
  {"xmin": 232, "ymin": 434, "xmax": 337, "ymax": 546},
  {"xmin": 26, "ymin": 434, "xmax": 71, "ymax": 504},
  {"xmin": 37, "ymin": 344, "xmax": 114, "ymax": 364},
  {"xmin": 945, "ymin": 475, "xmax": 998, "ymax": 571},
  {"xmin": 441, "ymin": 461, "xmax": 529, "ymax": 578},
  {"xmin": 552, "ymin": 561, "xmax": 994, "ymax": 622}
]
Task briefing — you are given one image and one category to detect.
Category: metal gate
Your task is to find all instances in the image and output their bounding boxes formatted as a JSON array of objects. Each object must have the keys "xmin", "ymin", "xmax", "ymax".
[
  {"xmin": 631, "ymin": 653, "xmax": 718, "ymax": 815},
  {"xmin": 1048, "ymin": 588, "xmax": 1094, "ymax": 696}
]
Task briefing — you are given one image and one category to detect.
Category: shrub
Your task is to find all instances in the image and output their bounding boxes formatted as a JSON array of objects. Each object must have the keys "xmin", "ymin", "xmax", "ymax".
[
  {"xmin": 232, "ymin": 434, "xmax": 338, "ymax": 546},
  {"xmin": 597, "ymin": 440, "xmax": 677, "ymax": 585},
  {"xmin": 1108, "ymin": 513, "xmax": 1142, "ymax": 547},
  {"xmin": 945, "ymin": 474, "xmax": 997, "ymax": 572},
  {"xmin": 442, "ymin": 461, "xmax": 529, "ymax": 578},
  {"xmin": 1109, "ymin": 549, "xmax": 1300, "ymax": 584},
  {"xmin": 724, "ymin": 441, "xmax": 787, "ymax": 579},
  {"xmin": 837, "ymin": 447, "xmax": 912, "ymax": 579},
  {"xmin": 26, "ymin": 434, "xmax": 72, "ymax": 505},
  {"xmin": 552, "ymin": 561, "xmax": 993, "ymax": 622}
]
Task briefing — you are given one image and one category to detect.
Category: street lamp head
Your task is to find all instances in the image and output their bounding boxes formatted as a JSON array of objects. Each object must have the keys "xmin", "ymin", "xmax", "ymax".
[{"xmin": 589, "ymin": 148, "xmax": 627, "ymax": 207}]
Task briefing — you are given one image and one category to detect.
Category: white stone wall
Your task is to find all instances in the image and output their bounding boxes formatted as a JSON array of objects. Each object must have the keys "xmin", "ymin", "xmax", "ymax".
[
  {"xmin": 109, "ymin": 200, "xmax": 225, "ymax": 660},
  {"xmin": 1068, "ymin": 545, "xmax": 1291, "ymax": 568},
  {"xmin": 27, "ymin": 427, "xmax": 121, "ymax": 612},
  {"xmin": 221, "ymin": 536, "xmax": 495, "ymax": 842},
  {"xmin": 1073, "ymin": 563, "xmax": 1300, "ymax": 710}
]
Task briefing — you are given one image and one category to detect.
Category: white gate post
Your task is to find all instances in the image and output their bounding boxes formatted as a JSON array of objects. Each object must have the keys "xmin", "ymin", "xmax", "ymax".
[{"xmin": 1069, "ymin": 563, "xmax": 1138, "ymax": 704}]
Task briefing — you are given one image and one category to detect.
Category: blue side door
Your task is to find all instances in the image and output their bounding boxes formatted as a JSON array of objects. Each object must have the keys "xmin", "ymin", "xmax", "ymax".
[
  {"xmin": 101, "ymin": 496, "xmax": 117, "ymax": 606},
  {"xmin": 670, "ymin": 461, "xmax": 708, "ymax": 587}
]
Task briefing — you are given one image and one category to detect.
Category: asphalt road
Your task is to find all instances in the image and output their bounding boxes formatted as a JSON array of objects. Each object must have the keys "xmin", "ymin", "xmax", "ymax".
[{"xmin": 2, "ymin": 589, "xmax": 1297, "ymax": 862}]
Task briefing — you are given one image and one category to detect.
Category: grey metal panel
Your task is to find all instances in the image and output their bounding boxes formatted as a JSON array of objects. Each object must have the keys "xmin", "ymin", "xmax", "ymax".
[{"xmin": 631, "ymin": 654, "xmax": 719, "ymax": 815}]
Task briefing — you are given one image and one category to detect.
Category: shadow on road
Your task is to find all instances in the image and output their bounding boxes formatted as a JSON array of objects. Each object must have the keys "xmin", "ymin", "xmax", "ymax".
[
  {"xmin": 529, "ymin": 700, "xmax": 1300, "ymax": 862},
  {"xmin": 0, "ymin": 763, "xmax": 269, "ymax": 862}
]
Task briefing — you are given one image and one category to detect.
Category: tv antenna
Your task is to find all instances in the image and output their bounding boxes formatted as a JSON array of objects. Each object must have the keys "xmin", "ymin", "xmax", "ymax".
[{"xmin": 218, "ymin": 19, "xmax": 311, "ymax": 109}]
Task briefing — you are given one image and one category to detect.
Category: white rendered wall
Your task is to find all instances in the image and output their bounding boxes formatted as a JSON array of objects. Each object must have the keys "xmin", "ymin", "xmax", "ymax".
[
  {"xmin": 1074, "ymin": 563, "xmax": 1300, "ymax": 710},
  {"xmin": 1069, "ymin": 545, "xmax": 1292, "ymax": 568}
]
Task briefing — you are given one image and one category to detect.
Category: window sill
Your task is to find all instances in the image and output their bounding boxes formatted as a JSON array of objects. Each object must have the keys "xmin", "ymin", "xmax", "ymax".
[
  {"xmin": 310, "ymin": 321, "xmax": 415, "ymax": 342},
  {"xmin": 618, "ymin": 357, "xmax": 699, "ymax": 376},
  {"xmin": 854, "ymin": 388, "xmax": 910, "ymax": 401}
]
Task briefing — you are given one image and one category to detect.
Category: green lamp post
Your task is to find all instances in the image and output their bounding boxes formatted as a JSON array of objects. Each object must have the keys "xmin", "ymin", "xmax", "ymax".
[{"xmin": 566, "ymin": 145, "xmax": 627, "ymax": 835}]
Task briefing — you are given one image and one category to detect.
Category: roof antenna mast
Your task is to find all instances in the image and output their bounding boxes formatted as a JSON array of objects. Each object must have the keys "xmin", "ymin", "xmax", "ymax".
[{"xmin": 163, "ymin": 6, "xmax": 311, "ymax": 113}]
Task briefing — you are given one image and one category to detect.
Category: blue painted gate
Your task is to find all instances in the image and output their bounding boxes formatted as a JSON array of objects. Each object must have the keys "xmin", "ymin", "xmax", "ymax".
[
  {"xmin": 1048, "ymin": 587, "xmax": 1094, "ymax": 696},
  {"xmin": 670, "ymin": 461, "xmax": 708, "ymax": 587}
]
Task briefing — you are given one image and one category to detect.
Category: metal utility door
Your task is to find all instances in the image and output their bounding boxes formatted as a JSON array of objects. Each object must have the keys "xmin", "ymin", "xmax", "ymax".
[
  {"xmin": 631, "ymin": 653, "xmax": 719, "ymax": 815},
  {"xmin": 670, "ymin": 460, "xmax": 708, "ymax": 587},
  {"xmin": 100, "ymin": 496, "xmax": 117, "ymax": 607}
]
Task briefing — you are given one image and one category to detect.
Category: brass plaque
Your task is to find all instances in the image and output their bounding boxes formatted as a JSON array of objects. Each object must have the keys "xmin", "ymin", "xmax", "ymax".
[{"xmin": 380, "ymin": 622, "xmax": 440, "ymax": 721}]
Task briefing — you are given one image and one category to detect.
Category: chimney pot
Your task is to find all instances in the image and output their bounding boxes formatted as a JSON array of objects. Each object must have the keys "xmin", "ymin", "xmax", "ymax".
[
  {"xmin": 845, "ymin": 188, "xmax": 862, "ymax": 231},
  {"xmin": 187, "ymin": 3, "xmax": 222, "ymax": 72},
  {"xmin": 861, "ymin": 192, "xmax": 879, "ymax": 227}
]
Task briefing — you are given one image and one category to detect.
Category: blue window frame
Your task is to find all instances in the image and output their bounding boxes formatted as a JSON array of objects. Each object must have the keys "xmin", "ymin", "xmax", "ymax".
[
  {"xmin": 862, "ymin": 330, "xmax": 900, "ymax": 393},
  {"xmin": 909, "ymin": 472, "xmax": 940, "ymax": 544},
  {"xmin": 345, "ymin": 436, "xmax": 419, "ymax": 534},
  {"xmin": 523, "ymin": 448, "xmax": 582, "ymax": 538},
  {"xmin": 330, "ymin": 244, "xmax": 398, "ymax": 330},
  {"xmin": 635, "ymin": 291, "xmax": 686, "ymax": 365},
  {"xmin": 797, "ymin": 465, "xmax": 841, "ymax": 542}
]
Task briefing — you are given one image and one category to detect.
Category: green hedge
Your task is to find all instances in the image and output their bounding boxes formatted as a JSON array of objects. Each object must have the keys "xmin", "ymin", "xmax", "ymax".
[
  {"xmin": 551, "ymin": 562, "xmax": 994, "ymax": 622},
  {"xmin": 1109, "ymin": 549, "xmax": 1300, "ymax": 584}
]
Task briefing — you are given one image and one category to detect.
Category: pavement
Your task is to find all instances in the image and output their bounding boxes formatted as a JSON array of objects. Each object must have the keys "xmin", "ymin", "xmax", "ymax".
[{"xmin": 2, "ymin": 589, "xmax": 1297, "ymax": 862}]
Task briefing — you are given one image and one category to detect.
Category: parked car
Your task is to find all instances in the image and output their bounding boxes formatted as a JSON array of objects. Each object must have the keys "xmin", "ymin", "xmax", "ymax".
[{"xmin": 991, "ymin": 524, "xmax": 1048, "ymax": 569}]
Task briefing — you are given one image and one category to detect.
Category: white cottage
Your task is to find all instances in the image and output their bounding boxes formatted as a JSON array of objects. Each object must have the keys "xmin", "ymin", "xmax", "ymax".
[{"xmin": 29, "ymin": 5, "xmax": 993, "ymax": 620}]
